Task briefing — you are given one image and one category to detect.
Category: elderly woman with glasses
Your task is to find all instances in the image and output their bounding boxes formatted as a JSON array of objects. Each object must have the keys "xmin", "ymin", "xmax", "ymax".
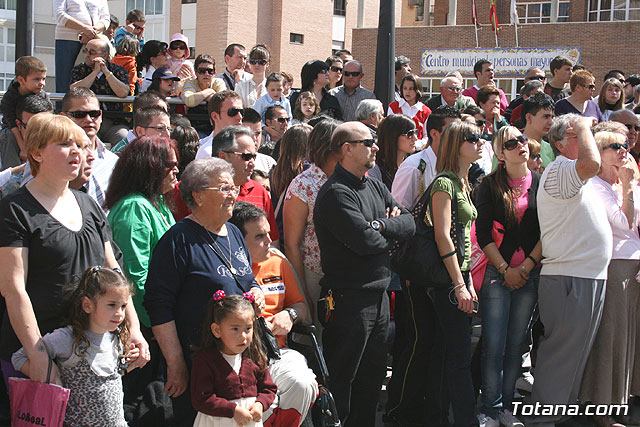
[
  {"xmin": 579, "ymin": 131, "xmax": 640, "ymax": 427},
  {"xmin": 555, "ymin": 70, "xmax": 604, "ymax": 122},
  {"xmin": 475, "ymin": 126, "xmax": 542, "ymax": 427},
  {"xmin": 144, "ymin": 158, "xmax": 266, "ymax": 426}
]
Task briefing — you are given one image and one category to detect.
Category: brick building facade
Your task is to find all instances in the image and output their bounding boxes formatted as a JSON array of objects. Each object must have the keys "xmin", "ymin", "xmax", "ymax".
[{"xmin": 354, "ymin": 0, "xmax": 640, "ymax": 99}]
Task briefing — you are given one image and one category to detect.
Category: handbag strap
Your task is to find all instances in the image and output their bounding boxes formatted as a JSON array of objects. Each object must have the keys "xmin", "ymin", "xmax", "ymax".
[{"xmin": 46, "ymin": 357, "xmax": 53, "ymax": 384}]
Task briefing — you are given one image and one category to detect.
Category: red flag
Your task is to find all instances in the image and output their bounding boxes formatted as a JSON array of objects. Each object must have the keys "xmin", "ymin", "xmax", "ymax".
[
  {"xmin": 490, "ymin": 0, "xmax": 500, "ymax": 32},
  {"xmin": 472, "ymin": 0, "xmax": 481, "ymax": 27}
]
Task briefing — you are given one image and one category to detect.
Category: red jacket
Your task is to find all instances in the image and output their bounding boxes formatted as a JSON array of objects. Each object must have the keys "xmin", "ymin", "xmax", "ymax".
[
  {"xmin": 191, "ymin": 347, "xmax": 277, "ymax": 418},
  {"xmin": 388, "ymin": 101, "xmax": 432, "ymax": 139}
]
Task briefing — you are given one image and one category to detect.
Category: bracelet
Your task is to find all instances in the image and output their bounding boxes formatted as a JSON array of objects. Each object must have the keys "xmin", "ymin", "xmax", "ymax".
[
  {"xmin": 497, "ymin": 261, "xmax": 507, "ymax": 274},
  {"xmin": 527, "ymin": 255, "xmax": 538, "ymax": 266},
  {"xmin": 453, "ymin": 283, "xmax": 466, "ymax": 291},
  {"xmin": 441, "ymin": 250, "xmax": 457, "ymax": 260},
  {"xmin": 623, "ymin": 198, "xmax": 634, "ymax": 202}
]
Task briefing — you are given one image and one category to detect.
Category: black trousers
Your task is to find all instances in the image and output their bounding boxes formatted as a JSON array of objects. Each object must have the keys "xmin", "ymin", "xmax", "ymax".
[
  {"xmin": 323, "ymin": 288, "xmax": 389, "ymax": 427},
  {"xmin": 386, "ymin": 282, "xmax": 450, "ymax": 426}
]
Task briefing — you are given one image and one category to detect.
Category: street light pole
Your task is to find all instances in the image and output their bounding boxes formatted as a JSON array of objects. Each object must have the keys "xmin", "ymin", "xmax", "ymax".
[
  {"xmin": 16, "ymin": 0, "xmax": 33, "ymax": 59},
  {"xmin": 373, "ymin": 0, "xmax": 395, "ymax": 108}
]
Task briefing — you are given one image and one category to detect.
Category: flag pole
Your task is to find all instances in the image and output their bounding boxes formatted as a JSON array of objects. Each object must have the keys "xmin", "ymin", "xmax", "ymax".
[
  {"xmin": 494, "ymin": 29, "xmax": 498, "ymax": 48},
  {"xmin": 474, "ymin": 25, "xmax": 479, "ymax": 48},
  {"xmin": 514, "ymin": 23, "xmax": 519, "ymax": 47}
]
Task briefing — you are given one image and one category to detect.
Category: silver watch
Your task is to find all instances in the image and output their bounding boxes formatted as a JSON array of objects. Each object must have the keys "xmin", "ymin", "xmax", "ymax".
[{"xmin": 284, "ymin": 307, "xmax": 298, "ymax": 323}]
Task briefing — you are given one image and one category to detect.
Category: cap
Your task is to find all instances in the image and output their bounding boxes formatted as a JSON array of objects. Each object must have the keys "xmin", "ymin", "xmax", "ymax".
[{"xmin": 152, "ymin": 67, "xmax": 179, "ymax": 81}]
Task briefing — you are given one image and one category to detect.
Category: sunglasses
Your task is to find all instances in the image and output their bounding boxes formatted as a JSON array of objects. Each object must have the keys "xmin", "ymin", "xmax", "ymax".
[
  {"xmin": 202, "ymin": 185, "xmax": 241, "ymax": 195},
  {"xmin": 402, "ymin": 129, "xmax": 418, "ymax": 139},
  {"xmin": 345, "ymin": 139, "xmax": 375, "ymax": 147},
  {"xmin": 134, "ymin": 24, "xmax": 145, "ymax": 30},
  {"xmin": 603, "ymin": 142, "xmax": 630, "ymax": 151},
  {"xmin": 66, "ymin": 110, "xmax": 101, "ymax": 119},
  {"xmin": 503, "ymin": 134, "xmax": 528, "ymax": 150},
  {"xmin": 170, "ymin": 44, "xmax": 187, "ymax": 50},
  {"xmin": 530, "ymin": 153, "xmax": 542, "ymax": 161},
  {"xmin": 225, "ymin": 151, "xmax": 257, "ymax": 161},
  {"xmin": 275, "ymin": 117, "xmax": 290, "ymax": 123},
  {"xmin": 158, "ymin": 49, "xmax": 168, "ymax": 56},
  {"xmin": 624, "ymin": 123, "xmax": 640, "ymax": 132},
  {"xmin": 16, "ymin": 118, "xmax": 26, "ymax": 129},
  {"xmin": 583, "ymin": 84, "xmax": 596, "ymax": 90},
  {"xmin": 444, "ymin": 86, "xmax": 462, "ymax": 93},
  {"xmin": 528, "ymin": 75, "xmax": 546, "ymax": 81},
  {"xmin": 476, "ymin": 119, "xmax": 486, "ymax": 127},
  {"xmin": 249, "ymin": 59, "xmax": 268, "ymax": 66},
  {"xmin": 465, "ymin": 133, "xmax": 481, "ymax": 144},
  {"xmin": 344, "ymin": 71, "xmax": 362, "ymax": 77},
  {"xmin": 225, "ymin": 107, "xmax": 242, "ymax": 117},
  {"xmin": 330, "ymin": 66, "xmax": 343, "ymax": 73},
  {"xmin": 166, "ymin": 161, "xmax": 179, "ymax": 169},
  {"xmin": 197, "ymin": 68, "xmax": 215, "ymax": 75}
]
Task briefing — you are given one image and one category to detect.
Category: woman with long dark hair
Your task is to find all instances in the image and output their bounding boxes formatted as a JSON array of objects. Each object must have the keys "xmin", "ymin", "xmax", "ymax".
[
  {"xmin": 368, "ymin": 114, "xmax": 418, "ymax": 190},
  {"xmin": 138, "ymin": 40, "xmax": 169, "ymax": 92},
  {"xmin": 290, "ymin": 60, "xmax": 342, "ymax": 120},
  {"xmin": 475, "ymin": 125, "xmax": 542, "ymax": 427}
]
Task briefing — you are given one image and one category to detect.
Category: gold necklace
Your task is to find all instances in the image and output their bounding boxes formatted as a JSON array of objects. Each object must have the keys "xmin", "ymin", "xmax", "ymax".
[{"xmin": 206, "ymin": 228, "xmax": 237, "ymax": 275}]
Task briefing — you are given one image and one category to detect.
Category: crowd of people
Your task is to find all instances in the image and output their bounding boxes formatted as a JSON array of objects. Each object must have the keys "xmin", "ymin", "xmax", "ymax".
[{"xmin": 1, "ymin": 2, "xmax": 640, "ymax": 427}]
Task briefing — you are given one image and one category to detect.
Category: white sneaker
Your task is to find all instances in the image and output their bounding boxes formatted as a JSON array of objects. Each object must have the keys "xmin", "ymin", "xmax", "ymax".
[
  {"xmin": 515, "ymin": 372, "xmax": 534, "ymax": 393},
  {"xmin": 498, "ymin": 410, "xmax": 524, "ymax": 427},
  {"xmin": 477, "ymin": 413, "xmax": 500, "ymax": 427}
]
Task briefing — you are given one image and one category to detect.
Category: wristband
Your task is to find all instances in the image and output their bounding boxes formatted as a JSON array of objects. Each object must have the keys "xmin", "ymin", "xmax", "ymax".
[
  {"xmin": 441, "ymin": 250, "xmax": 456, "ymax": 260},
  {"xmin": 527, "ymin": 255, "xmax": 538, "ymax": 266},
  {"xmin": 497, "ymin": 261, "xmax": 507, "ymax": 274}
]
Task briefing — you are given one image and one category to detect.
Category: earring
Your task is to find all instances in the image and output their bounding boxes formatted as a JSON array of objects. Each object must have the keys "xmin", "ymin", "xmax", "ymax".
[{"xmin": 198, "ymin": 201, "xmax": 203, "ymax": 207}]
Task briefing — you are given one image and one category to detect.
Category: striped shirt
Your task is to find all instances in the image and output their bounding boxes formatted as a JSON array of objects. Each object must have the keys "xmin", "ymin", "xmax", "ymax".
[
  {"xmin": 542, "ymin": 155, "xmax": 586, "ymax": 200},
  {"xmin": 329, "ymin": 85, "xmax": 377, "ymax": 122}
]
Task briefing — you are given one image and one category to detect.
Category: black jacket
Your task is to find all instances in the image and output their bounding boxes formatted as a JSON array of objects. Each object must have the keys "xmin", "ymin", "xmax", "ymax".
[
  {"xmin": 314, "ymin": 163, "xmax": 415, "ymax": 291},
  {"xmin": 475, "ymin": 172, "xmax": 541, "ymax": 263}
]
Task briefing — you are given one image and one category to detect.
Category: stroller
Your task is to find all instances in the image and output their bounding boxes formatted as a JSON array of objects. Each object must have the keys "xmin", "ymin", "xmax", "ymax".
[{"xmin": 290, "ymin": 323, "xmax": 340, "ymax": 427}]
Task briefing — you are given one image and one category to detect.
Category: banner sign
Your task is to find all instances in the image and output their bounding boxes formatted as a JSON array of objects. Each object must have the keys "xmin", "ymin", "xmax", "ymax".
[{"xmin": 420, "ymin": 47, "xmax": 581, "ymax": 77}]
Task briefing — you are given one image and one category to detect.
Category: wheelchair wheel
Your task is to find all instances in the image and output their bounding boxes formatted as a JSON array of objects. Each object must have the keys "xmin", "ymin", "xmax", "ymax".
[{"xmin": 311, "ymin": 384, "xmax": 341, "ymax": 427}]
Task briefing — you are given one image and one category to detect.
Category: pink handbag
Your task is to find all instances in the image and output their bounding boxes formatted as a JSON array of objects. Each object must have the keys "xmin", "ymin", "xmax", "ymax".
[
  {"xmin": 470, "ymin": 220, "xmax": 505, "ymax": 291},
  {"xmin": 9, "ymin": 359, "xmax": 70, "ymax": 427}
]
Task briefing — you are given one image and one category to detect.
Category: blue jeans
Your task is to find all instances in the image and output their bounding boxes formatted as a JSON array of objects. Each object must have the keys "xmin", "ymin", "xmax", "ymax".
[
  {"xmin": 479, "ymin": 264, "xmax": 540, "ymax": 418},
  {"xmin": 55, "ymin": 39, "xmax": 82, "ymax": 93}
]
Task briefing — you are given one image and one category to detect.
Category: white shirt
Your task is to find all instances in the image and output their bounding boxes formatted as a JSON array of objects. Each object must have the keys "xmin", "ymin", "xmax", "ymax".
[
  {"xmin": 86, "ymin": 137, "xmax": 118, "ymax": 213},
  {"xmin": 141, "ymin": 66, "xmax": 156, "ymax": 93},
  {"xmin": 195, "ymin": 131, "xmax": 214, "ymax": 160},
  {"xmin": 391, "ymin": 146, "xmax": 437, "ymax": 210},
  {"xmin": 236, "ymin": 78, "xmax": 266, "ymax": 109},
  {"xmin": 387, "ymin": 98, "xmax": 427, "ymax": 119},
  {"xmin": 54, "ymin": 0, "xmax": 110, "ymax": 41}
]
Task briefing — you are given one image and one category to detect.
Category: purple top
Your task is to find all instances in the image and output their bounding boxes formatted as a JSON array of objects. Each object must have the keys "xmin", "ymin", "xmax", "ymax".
[{"xmin": 554, "ymin": 98, "xmax": 604, "ymax": 123}]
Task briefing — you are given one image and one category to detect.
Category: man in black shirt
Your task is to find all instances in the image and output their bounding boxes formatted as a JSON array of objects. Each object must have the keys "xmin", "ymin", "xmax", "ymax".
[{"xmin": 314, "ymin": 121, "xmax": 415, "ymax": 426}]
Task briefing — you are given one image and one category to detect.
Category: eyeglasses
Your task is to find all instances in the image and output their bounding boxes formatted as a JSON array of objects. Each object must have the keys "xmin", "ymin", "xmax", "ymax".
[
  {"xmin": 82, "ymin": 48, "xmax": 104, "ymax": 56},
  {"xmin": 344, "ymin": 71, "xmax": 362, "ymax": 77},
  {"xmin": 443, "ymin": 86, "xmax": 462, "ymax": 93},
  {"xmin": 503, "ymin": 134, "xmax": 528, "ymax": 150},
  {"xmin": 345, "ymin": 139, "xmax": 375, "ymax": 147},
  {"xmin": 225, "ymin": 107, "xmax": 242, "ymax": 117},
  {"xmin": 16, "ymin": 118, "xmax": 26, "ymax": 129},
  {"xmin": 170, "ymin": 45, "xmax": 187, "ymax": 51},
  {"xmin": 319, "ymin": 69, "xmax": 329, "ymax": 74},
  {"xmin": 530, "ymin": 153, "xmax": 542, "ymax": 161},
  {"xmin": 618, "ymin": 79, "xmax": 626, "ymax": 84},
  {"xmin": 330, "ymin": 66, "xmax": 343, "ymax": 73},
  {"xmin": 225, "ymin": 151, "xmax": 257, "ymax": 161},
  {"xmin": 603, "ymin": 142, "xmax": 630, "ymax": 151},
  {"xmin": 465, "ymin": 133, "xmax": 481, "ymax": 144},
  {"xmin": 249, "ymin": 59, "xmax": 268, "ymax": 66},
  {"xmin": 275, "ymin": 117, "xmax": 290, "ymax": 123},
  {"xmin": 197, "ymin": 68, "xmax": 215, "ymax": 75},
  {"xmin": 66, "ymin": 110, "xmax": 102, "ymax": 119},
  {"xmin": 402, "ymin": 129, "xmax": 418, "ymax": 139},
  {"xmin": 476, "ymin": 119, "xmax": 486, "ymax": 128},
  {"xmin": 582, "ymin": 84, "xmax": 596, "ymax": 90},
  {"xmin": 202, "ymin": 185, "xmax": 241, "ymax": 195},
  {"xmin": 142, "ymin": 125, "xmax": 171, "ymax": 133},
  {"xmin": 528, "ymin": 75, "xmax": 546, "ymax": 81},
  {"xmin": 624, "ymin": 123, "xmax": 640, "ymax": 132}
]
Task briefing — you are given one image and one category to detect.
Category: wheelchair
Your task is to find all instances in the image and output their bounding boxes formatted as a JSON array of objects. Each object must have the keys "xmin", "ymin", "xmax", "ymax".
[{"xmin": 289, "ymin": 323, "xmax": 341, "ymax": 427}]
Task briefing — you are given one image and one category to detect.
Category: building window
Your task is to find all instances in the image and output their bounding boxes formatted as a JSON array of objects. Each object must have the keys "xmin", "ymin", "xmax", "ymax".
[
  {"xmin": 182, "ymin": 0, "xmax": 196, "ymax": 3},
  {"xmin": 0, "ymin": 27, "xmax": 16, "ymax": 63},
  {"xmin": 126, "ymin": 0, "xmax": 163, "ymax": 15},
  {"xmin": 290, "ymin": 33, "xmax": 304, "ymax": 45},
  {"xmin": 516, "ymin": 1, "xmax": 570, "ymax": 23},
  {"xmin": 588, "ymin": 0, "xmax": 640, "ymax": 21},
  {"xmin": 334, "ymin": 0, "xmax": 346, "ymax": 16},
  {"xmin": 0, "ymin": 0, "xmax": 16, "ymax": 10},
  {"xmin": 415, "ymin": 0, "xmax": 425, "ymax": 21}
]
